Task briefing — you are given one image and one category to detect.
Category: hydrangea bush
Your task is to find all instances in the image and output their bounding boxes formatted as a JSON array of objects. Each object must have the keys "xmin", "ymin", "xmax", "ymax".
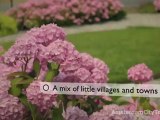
[
  {"xmin": 154, "ymin": 0, "xmax": 160, "ymax": 12},
  {"xmin": 0, "ymin": 24, "xmax": 159, "ymax": 120},
  {"xmin": 128, "ymin": 63, "xmax": 153, "ymax": 83},
  {"xmin": 7, "ymin": 0, "xmax": 125, "ymax": 29}
]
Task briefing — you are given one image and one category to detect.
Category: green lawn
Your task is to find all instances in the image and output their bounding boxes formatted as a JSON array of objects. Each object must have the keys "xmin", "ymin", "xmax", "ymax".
[
  {"xmin": 1, "ymin": 27, "xmax": 160, "ymax": 83},
  {"xmin": 125, "ymin": 3, "xmax": 156, "ymax": 13},
  {"xmin": 138, "ymin": 3, "xmax": 155, "ymax": 13}
]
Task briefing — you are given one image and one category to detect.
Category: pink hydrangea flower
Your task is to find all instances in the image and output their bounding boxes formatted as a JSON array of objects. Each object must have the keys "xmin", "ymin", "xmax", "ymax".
[
  {"xmin": 63, "ymin": 106, "xmax": 89, "ymax": 120},
  {"xmin": 2, "ymin": 23, "xmax": 66, "ymax": 71},
  {"xmin": 59, "ymin": 51, "xmax": 81, "ymax": 74},
  {"xmin": 150, "ymin": 114, "xmax": 160, "ymax": 120},
  {"xmin": 0, "ymin": 63, "xmax": 19, "ymax": 79},
  {"xmin": 58, "ymin": 52, "xmax": 109, "ymax": 83},
  {"xmin": 0, "ymin": 79, "xmax": 25, "ymax": 120},
  {"xmin": 74, "ymin": 68, "xmax": 91, "ymax": 82},
  {"xmin": 128, "ymin": 63, "xmax": 153, "ymax": 83},
  {"xmin": 89, "ymin": 104, "xmax": 134, "ymax": 120},
  {"xmin": 42, "ymin": 40, "xmax": 76, "ymax": 64},
  {"xmin": 134, "ymin": 115, "xmax": 150, "ymax": 120},
  {"xmin": 3, "ymin": 35, "xmax": 38, "ymax": 68},
  {"xmin": 26, "ymin": 81, "xmax": 57, "ymax": 112},
  {"xmin": 79, "ymin": 53, "xmax": 96, "ymax": 70},
  {"xmin": 93, "ymin": 58, "xmax": 109, "ymax": 74},
  {"xmin": 0, "ymin": 78, "xmax": 10, "ymax": 96},
  {"xmin": 26, "ymin": 24, "xmax": 66, "ymax": 46},
  {"xmin": 125, "ymin": 101, "xmax": 138, "ymax": 111},
  {"xmin": 89, "ymin": 68, "xmax": 107, "ymax": 83},
  {"xmin": 154, "ymin": 0, "xmax": 160, "ymax": 11},
  {"xmin": 0, "ymin": 94, "xmax": 25, "ymax": 120}
]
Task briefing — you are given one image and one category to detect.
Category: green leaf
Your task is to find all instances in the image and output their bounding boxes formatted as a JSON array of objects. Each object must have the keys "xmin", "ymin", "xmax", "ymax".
[
  {"xmin": 52, "ymin": 107, "xmax": 64, "ymax": 120},
  {"xmin": 20, "ymin": 79, "xmax": 34, "ymax": 88},
  {"xmin": 47, "ymin": 62, "xmax": 59, "ymax": 70},
  {"xmin": 115, "ymin": 100, "xmax": 129, "ymax": 105},
  {"xmin": 111, "ymin": 96, "xmax": 122, "ymax": 101},
  {"xmin": 67, "ymin": 100, "xmax": 79, "ymax": 107},
  {"xmin": 45, "ymin": 70, "xmax": 59, "ymax": 82},
  {"xmin": 113, "ymin": 97, "xmax": 130, "ymax": 105},
  {"xmin": 45, "ymin": 62, "xmax": 60, "ymax": 82},
  {"xmin": 87, "ymin": 97, "xmax": 98, "ymax": 110},
  {"xmin": 100, "ymin": 98, "xmax": 114, "ymax": 105},
  {"xmin": 45, "ymin": 70, "xmax": 55, "ymax": 82},
  {"xmin": 58, "ymin": 95, "xmax": 68, "ymax": 110},
  {"xmin": 7, "ymin": 72, "xmax": 32, "ymax": 80},
  {"xmin": 33, "ymin": 59, "xmax": 41, "ymax": 77},
  {"xmin": 19, "ymin": 95, "xmax": 43, "ymax": 120},
  {"xmin": 139, "ymin": 97, "xmax": 149, "ymax": 103},
  {"xmin": 11, "ymin": 78, "xmax": 23, "ymax": 86},
  {"xmin": 9, "ymin": 77, "xmax": 33, "ymax": 97},
  {"xmin": 10, "ymin": 77, "xmax": 33, "ymax": 89},
  {"xmin": 18, "ymin": 79, "xmax": 33, "ymax": 85},
  {"xmin": 19, "ymin": 95, "xmax": 29, "ymax": 108},
  {"xmin": 139, "ymin": 97, "xmax": 153, "ymax": 110},
  {"xmin": 141, "ymin": 101, "xmax": 153, "ymax": 110},
  {"xmin": 9, "ymin": 86, "xmax": 21, "ymax": 97}
]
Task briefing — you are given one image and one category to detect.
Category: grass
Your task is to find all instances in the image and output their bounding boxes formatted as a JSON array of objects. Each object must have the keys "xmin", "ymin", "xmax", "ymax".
[
  {"xmin": 0, "ymin": 41, "xmax": 13, "ymax": 50},
  {"xmin": 1, "ymin": 27, "xmax": 160, "ymax": 83},
  {"xmin": 138, "ymin": 3, "xmax": 155, "ymax": 13},
  {"xmin": 125, "ymin": 3, "xmax": 156, "ymax": 13}
]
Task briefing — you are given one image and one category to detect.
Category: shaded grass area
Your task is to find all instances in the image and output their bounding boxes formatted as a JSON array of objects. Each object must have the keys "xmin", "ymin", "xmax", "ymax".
[
  {"xmin": 0, "ymin": 41, "xmax": 14, "ymax": 51},
  {"xmin": 0, "ymin": 41, "xmax": 13, "ymax": 56},
  {"xmin": 125, "ymin": 3, "xmax": 156, "ymax": 13},
  {"xmin": 1, "ymin": 27, "xmax": 160, "ymax": 83},
  {"xmin": 138, "ymin": 3, "xmax": 155, "ymax": 13}
]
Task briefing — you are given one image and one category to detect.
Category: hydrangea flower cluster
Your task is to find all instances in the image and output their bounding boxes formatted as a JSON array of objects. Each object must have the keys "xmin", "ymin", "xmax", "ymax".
[
  {"xmin": 26, "ymin": 24, "xmax": 66, "ymax": 46},
  {"xmin": 0, "ymin": 94, "xmax": 25, "ymax": 120},
  {"xmin": 0, "ymin": 77, "xmax": 25, "ymax": 120},
  {"xmin": 0, "ymin": 63, "xmax": 19, "ymax": 79},
  {"xmin": 64, "ymin": 106, "xmax": 89, "ymax": 120},
  {"xmin": 1, "ymin": 23, "xmax": 110, "ymax": 119},
  {"xmin": 128, "ymin": 63, "xmax": 153, "ymax": 83},
  {"xmin": 26, "ymin": 81, "xmax": 57, "ymax": 112},
  {"xmin": 0, "ymin": 52, "xmax": 25, "ymax": 119},
  {"xmin": 3, "ymin": 35, "xmax": 38, "ymax": 68},
  {"xmin": 0, "ymin": 78, "xmax": 10, "ymax": 95},
  {"xmin": 154, "ymin": 0, "xmax": 160, "ymax": 11},
  {"xmin": 57, "ymin": 53, "xmax": 109, "ymax": 83},
  {"xmin": 2, "ymin": 23, "xmax": 109, "ymax": 84},
  {"xmin": 89, "ymin": 104, "xmax": 134, "ymax": 120},
  {"xmin": 7, "ymin": 0, "xmax": 124, "ymax": 29},
  {"xmin": 42, "ymin": 40, "xmax": 76, "ymax": 64},
  {"xmin": 2, "ymin": 24, "xmax": 66, "ymax": 70}
]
